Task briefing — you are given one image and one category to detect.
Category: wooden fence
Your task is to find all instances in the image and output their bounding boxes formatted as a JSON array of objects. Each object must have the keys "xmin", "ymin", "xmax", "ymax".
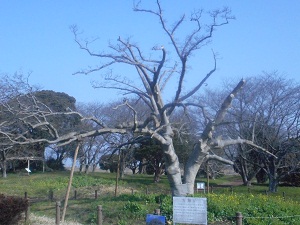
[
  {"xmin": 34, "ymin": 202, "xmax": 300, "ymax": 225},
  {"xmin": 22, "ymin": 188, "xmax": 300, "ymax": 225}
]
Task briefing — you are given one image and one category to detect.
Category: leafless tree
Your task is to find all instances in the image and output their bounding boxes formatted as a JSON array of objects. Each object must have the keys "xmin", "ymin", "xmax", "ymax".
[
  {"xmin": 0, "ymin": 2, "xmax": 274, "ymax": 196},
  {"xmin": 222, "ymin": 73, "xmax": 300, "ymax": 192},
  {"xmin": 0, "ymin": 73, "xmax": 43, "ymax": 177},
  {"xmin": 77, "ymin": 136, "xmax": 106, "ymax": 173},
  {"xmin": 68, "ymin": 1, "xmax": 273, "ymax": 195},
  {"xmin": 76, "ymin": 101, "xmax": 138, "ymax": 176}
]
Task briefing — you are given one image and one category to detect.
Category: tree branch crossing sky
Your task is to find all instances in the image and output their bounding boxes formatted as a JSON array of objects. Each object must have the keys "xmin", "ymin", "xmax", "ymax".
[{"xmin": 1, "ymin": 1, "xmax": 299, "ymax": 103}]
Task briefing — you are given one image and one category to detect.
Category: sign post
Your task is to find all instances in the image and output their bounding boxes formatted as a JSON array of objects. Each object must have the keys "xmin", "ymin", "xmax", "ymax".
[
  {"xmin": 173, "ymin": 197, "xmax": 207, "ymax": 225},
  {"xmin": 196, "ymin": 182, "xmax": 205, "ymax": 193}
]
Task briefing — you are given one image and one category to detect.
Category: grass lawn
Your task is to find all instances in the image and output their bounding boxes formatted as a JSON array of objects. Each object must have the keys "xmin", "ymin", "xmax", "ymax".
[{"xmin": 1, "ymin": 171, "xmax": 300, "ymax": 224}]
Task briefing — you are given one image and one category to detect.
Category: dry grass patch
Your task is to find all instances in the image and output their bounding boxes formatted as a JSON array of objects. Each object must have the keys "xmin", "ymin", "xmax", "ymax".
[{"xmin": 28, "ymin": 214, "xmax": 83, "ymax": 225}]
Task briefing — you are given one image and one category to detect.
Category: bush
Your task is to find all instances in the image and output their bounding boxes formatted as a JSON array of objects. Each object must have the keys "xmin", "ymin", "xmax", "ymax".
[
  {"xmin": 46, "ymin": 157, "xmax": 65, "ymax": 171},
  {"xmin": 0, "ymin": 194, "xmax": 29, "ymax": 225},
  {"xmin": 120, "ymin": 194, "xmax": 156, "ymax": 219},
  {"xmin": 159, "ymin": 195, "xmax": 172, "ymax": 222},
  {"xmin": 99, "ymin": 154, "xmax": 119, "ymax": 173},
  {"xmin": 281, "ymin": 171, "xmax": 300, "ymax": 186},
  {"xmin": 256, "ymin": 169, "xmax": 268, "ymax": 184}
]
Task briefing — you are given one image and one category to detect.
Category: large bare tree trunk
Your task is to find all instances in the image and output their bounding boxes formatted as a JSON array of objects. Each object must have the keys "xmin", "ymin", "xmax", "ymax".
[
  {"xmin": 162, "ymin": 141, "xmax": 185, "ymax": 196},
  {"xmin": 183, "ymin": 143, "xmax": 208, "ymax": 195},
  {"xmin": 163, "ymin": 141, "xmax": 210, "ymax": 196}
]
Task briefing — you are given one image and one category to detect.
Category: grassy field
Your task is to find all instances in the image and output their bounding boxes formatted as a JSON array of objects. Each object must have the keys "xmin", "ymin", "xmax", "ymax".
[
  {"xmin": 0, "ymin": 171, "xmax": 171, "ymax": 225},
  {"xmin": 0, "ymin": 171, "xmax": 300, "ymax": 225}
]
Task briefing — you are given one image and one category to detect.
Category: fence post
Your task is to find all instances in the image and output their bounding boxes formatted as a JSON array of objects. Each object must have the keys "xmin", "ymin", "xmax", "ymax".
[
  {"xmin": 49, "ymin": 189, "xmax": 54, "ymax": 201},
  {"xmin": 56, "ymin": 201, "xmax": 61, "ymax": 225},
  {"xmin": 74, "ymin": 190, "xmax": 77, "ymax": 200},
  {"xmin": 25, "ymin": 201, "xmax": 30, "ymax": 223},
  {"xmin": 25, "ymin": 194, "xmax": 30, "ymax": 223},
  {"xmin": 282, "ymin": 191, "xmax": 285, "ymax": 200},
  {"xmin": 95, "ymin": 190, "xmax": 98, "ymax": 199},
  {"xmin": 97, "ymin": 205, "xmax": 103, "ymax": 225},
  {"xmin": 236, "ymin": 212, "xmax": 243, "ymax": 225}
]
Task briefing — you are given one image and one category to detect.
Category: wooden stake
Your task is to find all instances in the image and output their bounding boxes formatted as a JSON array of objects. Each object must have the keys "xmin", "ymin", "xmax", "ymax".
[
  {"xmin": 206, "ymin": 162, "xmax": 210, "ymax": 194},
  {"xmin": 27, "ymin": 160, "xmax": 30, "ymax": 176},
  {"xmin": 61, "ymin": 142, "xmax": 81, "ymax": 222},
  {"xmin": 114, "ymin": 150, "xmax": 121, "ymax": 197}
]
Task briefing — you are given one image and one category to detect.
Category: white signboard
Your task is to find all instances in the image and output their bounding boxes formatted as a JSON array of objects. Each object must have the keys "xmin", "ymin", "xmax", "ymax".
[
  {"xmin": 197, "ymin": 182, "xmax": 205, "ymax": 190},
  {"xmin": 173, "ymin": 197, "xmax": 207, "ymax": 225}
]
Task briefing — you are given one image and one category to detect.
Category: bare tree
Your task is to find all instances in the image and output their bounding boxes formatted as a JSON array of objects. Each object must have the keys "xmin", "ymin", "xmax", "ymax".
[
  {"xmin": 0, "ymin": 2, "xmax": 274, "ymax": 196},
  {"xmin": 69, "ymin": 1, "xmax": 272, "ymax": 195},
  {"xmin": 76, "ymin": 101, "xmax": 138, "ymax": 176},
  {"xmin": 223, "ymin": 73, "xmax": 300, "ymax": 192},
  {"xmin": 77, "ymin": 136, "xmax": 104, "ymax": 173},
  {"xmin": 0, "ymin": 73, "xmax": 42, "ymax": 177}
]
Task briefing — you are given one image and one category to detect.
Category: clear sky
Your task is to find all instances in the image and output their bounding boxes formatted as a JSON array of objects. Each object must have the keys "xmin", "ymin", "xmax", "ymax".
[{"xmin": 1, "ymin": 1, "xmax": 300, "ymax": 103}]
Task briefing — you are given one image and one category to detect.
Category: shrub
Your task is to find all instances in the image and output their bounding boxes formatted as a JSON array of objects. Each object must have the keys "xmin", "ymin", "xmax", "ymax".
[
  {"xmin": 159, "ymin": 195, "xmax": 172, "ymax": 222},
  {"xmin": 281, "ymin": 171, "xmax": 300, "ymax": 187},
  {"xmin": 0, "ymin": 194, "xmax": 29, "ymax": 225},
  {"xmin": 46, "ymin": 157, "xmax": 65, "ymax": 171},
  {"xmin": 99, "ymin": 154, "xmax": 119, "ymax": 172},
  {"xmin": 120, "ymin": 194, "xmax": 157, "ymax": 219},
  {"xmin": 123, "ymin": 201, "xmax": 143, "ymax": 213},
  {"xmin": 122, "ymin": 201, "xmax": 147, "ymax": 219}
]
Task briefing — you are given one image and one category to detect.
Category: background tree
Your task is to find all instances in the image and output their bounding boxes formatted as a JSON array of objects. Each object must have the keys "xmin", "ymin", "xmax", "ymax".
[
  {"xmin": 77, "ymin": 136, "xmax": 106, "ymax": 173},
  {"xmin": 99, "ymin": 154, "xmax": 119, "ymax": 173},
  {"xmin": 46, "ymin": 143, "xmax": 76, "ymax": 171},
  {"xmin": 282, "ymin": 141, "xmax": 300, "ymax": 187},
  {"xmin": 0, "ymin": 87, "xmax": 80, "ymax": 175},
  {"xmin": 97, "ymin": 99, "xmax": 152, "ymax": 178},
  {"xmin": 222, "ymin": 73, "xmax": 300, "ymax": 192},
  {"xmin": 0, "ymin": 73, "xmax": 40, "ymax": 177},
  {"xmin": 134, "ymin": 138, "xmax": 164, "ymax": 182}
]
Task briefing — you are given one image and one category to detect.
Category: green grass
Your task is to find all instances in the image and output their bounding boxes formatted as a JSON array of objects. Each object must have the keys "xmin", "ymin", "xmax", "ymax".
[
  {"xmin": 195, "ymin": 175, "xmax": 300, "ymax": 202},
  {"xmin": 0, "ymin": 171, "xmax": 170, "ymax": 224},
  {"xmin": 1, "ymin": 171, "xmax": 300, "ymax": 225}
]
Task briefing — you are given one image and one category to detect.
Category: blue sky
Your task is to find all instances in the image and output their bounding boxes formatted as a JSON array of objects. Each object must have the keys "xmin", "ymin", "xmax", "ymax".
[{"xmin": 1, "ymin": 1, "xmax": 300, "ymax": 103}]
